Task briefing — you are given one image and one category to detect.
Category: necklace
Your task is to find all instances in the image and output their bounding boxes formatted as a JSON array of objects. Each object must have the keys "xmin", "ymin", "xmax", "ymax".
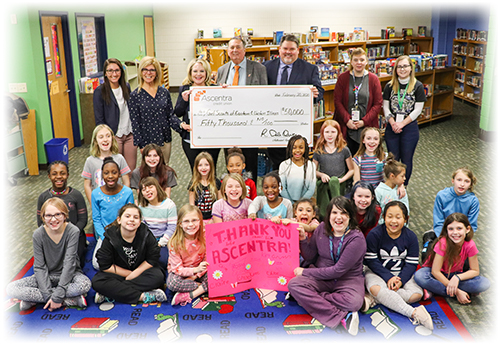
[{"xmin": 50, "ymin": 188, "xmax": 67, "ymax": 195}]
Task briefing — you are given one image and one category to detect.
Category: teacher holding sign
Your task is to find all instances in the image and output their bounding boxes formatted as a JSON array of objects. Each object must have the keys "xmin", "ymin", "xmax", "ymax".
[{"xmin": 264, "ymin": 34, "xmax": 324, "ymax": 171}]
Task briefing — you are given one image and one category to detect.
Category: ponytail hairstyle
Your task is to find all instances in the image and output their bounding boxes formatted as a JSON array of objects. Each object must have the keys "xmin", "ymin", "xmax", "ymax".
[
  {"xmin": 284, "ymin": 135, "xmax": 312, "ymax": 197},
  {"xmin": 383, "ymin": 152, "xmax": 406, "ymax": 179},
  {"xmin": 106, "ymin": 203, "xmax": 141, "ymax": 230},
  {"xmin": 426, "ymin": 212, "xmax": 473, "ymax": 275}
]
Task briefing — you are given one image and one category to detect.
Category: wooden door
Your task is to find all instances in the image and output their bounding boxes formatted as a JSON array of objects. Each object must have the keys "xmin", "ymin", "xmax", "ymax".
[
  {"xmin": 144, "ymin": 16, "xmax": 155, "ymax": 57},
  {"xmin": 41, "ymin": 15, "xmax": 74, "ymax": 149}
]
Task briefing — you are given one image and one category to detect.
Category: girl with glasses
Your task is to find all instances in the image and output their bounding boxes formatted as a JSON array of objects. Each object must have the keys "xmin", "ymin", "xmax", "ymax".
[{"xmin": 6, "ymin": 198, "xmax": 91, "ymax": 311}]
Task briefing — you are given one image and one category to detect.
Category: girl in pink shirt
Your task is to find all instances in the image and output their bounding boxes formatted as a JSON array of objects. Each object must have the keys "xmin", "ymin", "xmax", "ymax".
[
  {"xmin": 167, "ymin": 205, "xmax": 208, "ymax": 306},
  {"xmin": 414, "ymin": 213, "xmax": 490, "ymax": 304}
]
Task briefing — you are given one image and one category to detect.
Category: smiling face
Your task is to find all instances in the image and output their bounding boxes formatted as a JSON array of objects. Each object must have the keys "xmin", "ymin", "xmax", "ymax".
[
  {"xmin": 452, "ymin": 171, "xmax": 472, "ymax": 196},
  {"xmin": 362, "ymin": 129, "xmax": 380, "ymax": 154},
  {"xmin": 227, "ymin": 155, "xmax": 245, "ymax": 175},
  {"xmin": 225, "ymin": 177, "xmax": 243, "ymax": 203},
  {"xmin": 102, "ymin": 162, "xmax": 120, "ymax": 190},
  {"xmin": 329, "ymin": 205, "xmax": 350, "ymax": 235},
  {"xmin": 447, "ymin": 220, "xmax": 470, "ymax": 245},
  {"xmin": 43, "ymin": 204, "xmax": 66, "ymax": 232},
  {"xmin": 228, "ymin": 38, "xmax": 246, "ymax": 65},
  {"xmin": 279, "ymin": 40, "xmax": 299, "ymax": 65},
  {"xmin": 191, "ymin": 62, "xmax": 207, "ymax": 86},
  {"xmin": 105, "ymin": 62, "xmax": 122, "ymax": 87},
  {"xmin": 323, "ymin": 125, "xmax": 338, "ymax": 145},
  {"xmin": 396, "ymin": 58, "xmax": 412, "ymax": 79},
  {"xmin": 141, "ymin": 64, "xmax": 157, "ymax": 85},
  {"xmin": 384, "ymin": 205, "xmax": 406, "ymax": 239},
  {"xmin": 144, "ymin": 149, "xmax": 160, "ymax": 171},
  {"xmin": 96, "ymin": 128, "xmax": 113, "ymax": 154},
  {"xmin": 291, "ymin": 138, "xmax": 306, "ymax": 164},
  {"xmin": 295, "ymin": 201, "xmax": 315, "ymax": 225},
  {"xmin": 353, "ymin": 187, "xmax": 373, "ymax": 213},
  {"xmin": 49, "ymin": 163, "xmax": 68, "ymax": 191},
  {"xmin": 181, "ymin": 210, "xmax": 201, "ymax": 238},
  {"xmin": 262, "ymin": 176, "xmax": 281, "ymax": 203},
  {"xmin": 117, "ymin": 207, "xmax": 141, "ymax": 233},
  {"xmin": 197, "ymin": 158, "xmax": 211, "ymax": 178}
]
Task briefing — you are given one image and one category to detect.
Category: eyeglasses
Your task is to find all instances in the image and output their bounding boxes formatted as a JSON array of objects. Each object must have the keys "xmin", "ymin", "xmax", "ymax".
[
  {"xmin": 397, "ymin": 64, "xmax": 411, "ymax": 70},
  {"xmin": 44, "ymin": 213, "xmax": 65, "ymax": 221},
  {"xmin": 142, "ymin": 68, "xmax": 157, "ymax": 74},
  {"xmin": 182, "ymin": 219, "xmax": 200, "ymax": 225},
  {"xmin": 106, "ymin": 69, "xmax": 121, "ymax": 74}
]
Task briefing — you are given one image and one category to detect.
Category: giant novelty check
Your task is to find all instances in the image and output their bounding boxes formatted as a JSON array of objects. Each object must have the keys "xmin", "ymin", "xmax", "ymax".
[{"xmin": 189, "ymin": 86, "xmax": 314, "ymax": 148}]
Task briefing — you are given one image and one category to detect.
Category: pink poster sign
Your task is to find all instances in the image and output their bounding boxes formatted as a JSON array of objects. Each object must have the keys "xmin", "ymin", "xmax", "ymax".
[{"xmin": 205, "ymin": 218, "xmax": 300, "ymax": 298}]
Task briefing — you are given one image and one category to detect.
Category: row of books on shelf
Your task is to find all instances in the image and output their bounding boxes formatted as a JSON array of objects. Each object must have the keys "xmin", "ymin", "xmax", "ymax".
[
  {"xmin": 78, "ymin": 76, "xmax": 104, "ymax": 93},
  {"xmin": 455, "ymin": 71, "xmax": 465, "ymax": 82},
  {"xmin": 455, "ymin": 86, "xmax": 481, "ymax": 102},
  {"xmin": 466, "ymin": 75, "xmax": 482, "ymax": 87},
  {"xmin": 456, "ymin": 28, "xmax": 487, "ymax": 42},
  {"xmin": 454, "ymin": 44, "xmax": 485, "ymax": 58},
  {"xmin": 455, "ymin": 60, "xmax": 485, "ymax": 73}
]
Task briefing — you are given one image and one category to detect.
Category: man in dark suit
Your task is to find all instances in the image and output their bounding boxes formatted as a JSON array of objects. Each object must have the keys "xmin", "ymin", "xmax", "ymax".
[
  {"xmin": 264, "ymin": 34, "xmax": 324, "ymax": 171},
  {"xmin": 217, "ymin": 36, "xmax": 268, "ymax": 183}
]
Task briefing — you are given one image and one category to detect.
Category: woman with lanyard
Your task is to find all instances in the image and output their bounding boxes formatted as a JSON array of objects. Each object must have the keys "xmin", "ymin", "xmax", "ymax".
[
  {"xmin": 334, "ymin": 48, "xmax": 383, "ymax": 156},
  {"xmin": 382, "ymin": 55, "xmax": 426, "ymax": 185},
  {"xmin": 288, "ymin": 196, "xmax": 367, "ymax": 336}
]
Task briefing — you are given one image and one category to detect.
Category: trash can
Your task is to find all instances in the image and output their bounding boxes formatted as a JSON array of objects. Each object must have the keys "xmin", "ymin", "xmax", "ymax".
[{"xmin": 44, "ymin": 138, "xmax": 69, "ymax": 164}]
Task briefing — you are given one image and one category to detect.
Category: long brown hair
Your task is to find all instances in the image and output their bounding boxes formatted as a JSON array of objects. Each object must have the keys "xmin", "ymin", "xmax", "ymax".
[
  {"xmin": 427, "ymin": 213, "xmax": 474, "ymax": 275},
  {"xmin": 138, "ymin": 177, "xmax": 168, "ymax": 207},
  {"xmin": 140, "ymin": 143, "xmax": 176, "ymax": 190},
  {"xmin": 189, "ymin": 152, "xmax": 218, "ymax": 202},
  {"xmin": 101, "ymin": 58, "xmax": 130, "ymax": 104}
]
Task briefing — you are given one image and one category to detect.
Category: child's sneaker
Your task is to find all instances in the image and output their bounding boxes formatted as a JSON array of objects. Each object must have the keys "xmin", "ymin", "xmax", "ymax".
[
  {"xmin": 143, "ymin": 289, "xmax": 167, "ymax": 304},
  {"xmin": 423, "ymin": 289, "xmax": 433, "ymax": 301},
  {"xmin": 341, "ymin": 311, "xmax": 359, "ymax": 336},
  {"xmin": 171, "ymin": 292, "xmax": 192, "ymax": 306},
  {"xmin": 63, "ymin": 295, "xmax": 87, "ymax": 308},
  {"xmin": 19, "ymin": 300, "xmax": 36, "ymax": 311},
  {"xmin": 361, "ymin": 292, "xmax": 376, "ymax": 312},
  {"xmin": 94, "ymin": 292, "xmax": 114, "ymax": 304},
  {"xmin": 411, "ymin": 305, "xmax": 434, "ymax": 331}
]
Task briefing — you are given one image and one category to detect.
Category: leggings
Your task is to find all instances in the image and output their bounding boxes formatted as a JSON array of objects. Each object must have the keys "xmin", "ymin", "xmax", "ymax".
[
  {"xmin": 6, "ymin": 272, "xmax": 91, "ymax": 304},
  {"xmin": 167, "ymin": 272, "xmax": 208, "ymax": 293}
]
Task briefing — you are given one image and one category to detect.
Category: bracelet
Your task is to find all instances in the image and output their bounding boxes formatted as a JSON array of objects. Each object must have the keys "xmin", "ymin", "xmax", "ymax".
[{"xmin": 454, "ymin": 274, "xmax": 461, "ymax": 282}]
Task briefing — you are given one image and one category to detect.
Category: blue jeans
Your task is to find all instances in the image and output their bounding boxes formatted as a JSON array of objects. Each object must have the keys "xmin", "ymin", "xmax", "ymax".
[
  {"xmin": 414, "ymin": 267, "xmax": 490, "ymax": 296},
  {"xmin": 384, "ymin": 120, "xmax": 419, "ymax": 185}
]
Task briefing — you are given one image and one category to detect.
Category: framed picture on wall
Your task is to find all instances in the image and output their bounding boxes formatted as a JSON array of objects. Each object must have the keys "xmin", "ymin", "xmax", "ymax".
[{"xmin": 418, "ymin": 26, "xmax": 427, "ymax": 37}]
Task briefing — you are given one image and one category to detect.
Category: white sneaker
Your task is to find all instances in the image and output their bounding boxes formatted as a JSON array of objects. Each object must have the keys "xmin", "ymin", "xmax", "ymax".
[
  {"xmin": 19, "ymin": 300, "xmax": 36, "ymax": 311},
  {"xmin": 411, "ymin": 305, "xmax": 434, "ymax": 331},
  {"xmin": 342, "ymin": 311, "xmax": 359, "ymax": 336}
]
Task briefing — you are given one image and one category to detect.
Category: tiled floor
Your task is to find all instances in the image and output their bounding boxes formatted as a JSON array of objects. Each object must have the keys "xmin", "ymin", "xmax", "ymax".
[{"xmin": 4, "ymin": 97, "xmax": 493, "ymax": 340}]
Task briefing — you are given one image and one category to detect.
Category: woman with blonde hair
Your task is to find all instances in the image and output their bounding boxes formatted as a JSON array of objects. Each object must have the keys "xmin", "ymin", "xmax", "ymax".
[
  {"xmin": 129, "ymin": 56, "xmax": 191, "ymax": 164},
  {"xmin": 334, "ymin": 47, "xmax": 383, "ymax": 155},
  {"xmin": 174, "ymin": 58, "xmax": 220, "ymax": 170},
  {"xmin": 382, "ymin": 55, "xmax": 426, "ymax": 185}
]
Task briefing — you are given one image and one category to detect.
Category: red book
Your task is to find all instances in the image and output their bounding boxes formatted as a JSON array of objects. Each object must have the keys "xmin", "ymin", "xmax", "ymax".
[{"xmin": 71, "ymin": 317, "xmax": 110, "ymax": 329}]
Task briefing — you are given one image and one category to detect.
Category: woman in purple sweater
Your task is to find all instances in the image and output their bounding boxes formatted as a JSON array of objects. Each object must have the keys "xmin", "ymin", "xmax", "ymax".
[{"xmin": 288, "ymin": 196, "xmax": 366, "ymax": 336}]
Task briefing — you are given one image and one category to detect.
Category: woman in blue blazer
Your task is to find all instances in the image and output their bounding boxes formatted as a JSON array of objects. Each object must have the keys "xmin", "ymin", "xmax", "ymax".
[{"xmin": 94, "ymin": 58, "xmax": 137, "ymax": 170}]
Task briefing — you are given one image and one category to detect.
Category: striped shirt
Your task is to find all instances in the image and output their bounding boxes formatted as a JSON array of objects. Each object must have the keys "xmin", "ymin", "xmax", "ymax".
[
  {"xmin": 139, "ymin": 198, "xmax": 177, "ymax": 239},
  {"xmin": 353, "ymin": 153, "xmax": 386, "ymax": 188}
]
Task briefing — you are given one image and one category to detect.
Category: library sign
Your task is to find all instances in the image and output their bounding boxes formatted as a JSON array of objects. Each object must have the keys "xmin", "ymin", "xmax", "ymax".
[{"xmin": 189, "ymin": 86, "xmax": 313, "ymax": 148}]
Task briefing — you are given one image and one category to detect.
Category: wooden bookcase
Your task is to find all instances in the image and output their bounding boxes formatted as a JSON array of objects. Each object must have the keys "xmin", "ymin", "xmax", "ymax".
[
  {"xmin": 452, "ymin": 38, "xmax": 487, "ymax": 106},
  {"xmin": 195, "ymin": 37, "xmax": 274, "ymax": 59},
  {"xmin": 199, "ymin": 36, "xmax": 449, "ymax": 145}
]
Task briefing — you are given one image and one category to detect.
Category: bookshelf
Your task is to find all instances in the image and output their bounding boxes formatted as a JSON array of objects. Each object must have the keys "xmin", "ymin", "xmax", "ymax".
[
  {"xmin": 199, "ymin": 36, "xmax": 448, "ymax": 146},
  {"xmin": 195, "ymin": 37, "xmax": 274, "ymax": 59},
  {"xmin": 452, "ymin": 38, "xmax": 487, "ymax": 106}
]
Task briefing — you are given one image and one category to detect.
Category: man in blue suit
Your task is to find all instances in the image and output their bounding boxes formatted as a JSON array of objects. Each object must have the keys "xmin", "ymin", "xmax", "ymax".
[{"xmin": 264, "ymin": 34, "xmax": 324, "ymax": 170}]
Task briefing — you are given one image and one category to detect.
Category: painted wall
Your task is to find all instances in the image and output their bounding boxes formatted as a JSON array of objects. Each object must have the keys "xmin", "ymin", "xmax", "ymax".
[{"xmin": 5, "ymin": 4, "xmax": 153, "ymax": 164}]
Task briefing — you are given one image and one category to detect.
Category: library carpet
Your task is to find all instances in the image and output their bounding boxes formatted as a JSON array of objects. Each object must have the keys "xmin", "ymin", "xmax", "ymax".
[{"xmin": 4, "ymin": 235, "xmax": 472, "ymax": 343}]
